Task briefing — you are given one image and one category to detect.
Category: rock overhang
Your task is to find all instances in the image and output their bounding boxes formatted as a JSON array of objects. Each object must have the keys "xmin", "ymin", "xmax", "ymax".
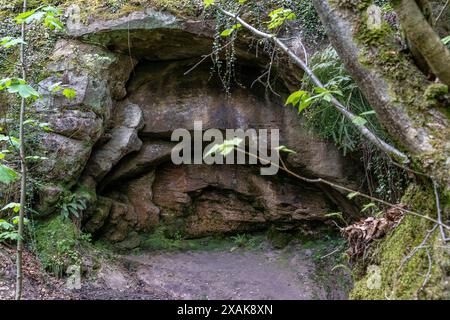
[{"xmin": 32, "ymin": 7, "xmax": 365, "ymax": 248}]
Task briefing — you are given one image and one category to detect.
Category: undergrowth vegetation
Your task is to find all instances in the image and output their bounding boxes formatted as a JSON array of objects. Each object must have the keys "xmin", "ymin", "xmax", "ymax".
[
  {"xmin": 350, "ymin": 184, "xmax": 449, "ymax": 299},
  {"xmin": 301, "ymin": 47, "xmax": 408, "ymax": 203},
  {"xmin": 32, "ymin": 215, "xmax": 90, "ymax": 277}
]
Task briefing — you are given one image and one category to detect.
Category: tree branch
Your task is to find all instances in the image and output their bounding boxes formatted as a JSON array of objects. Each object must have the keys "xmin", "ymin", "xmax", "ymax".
[
  {"xmin": 216, "ymin": 6, "xmax": 410, "ymax": 164},
  {"xmin": 236, "ymin": 146, "xmax": 450, "ymax": 230},
  {"xmin": 312, "ymin": 0, "xmax": 450, "ymax": 187}
]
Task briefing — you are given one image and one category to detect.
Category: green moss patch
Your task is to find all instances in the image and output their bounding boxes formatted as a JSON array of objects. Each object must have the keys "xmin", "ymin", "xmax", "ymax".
[
  {"xmin": 139, "ymin": 227, "xmax": 271, "ymax": 253},
  {"xmin": 350, "ymin": 184, "xmax": 449, "ymax": 299},
  {"xmin": 34, "ymin": 215, "xmax": 88, "ymax": 277}
]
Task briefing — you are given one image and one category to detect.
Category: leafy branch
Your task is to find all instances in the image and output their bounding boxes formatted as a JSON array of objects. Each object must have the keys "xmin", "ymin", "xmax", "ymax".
[
  {"xmin": 204, "ymin": 1, "xmax": 409, "ymax": 164},
  {"xmin": 203, "ymin": 138, "xmax": 450, "ymax": 230}
]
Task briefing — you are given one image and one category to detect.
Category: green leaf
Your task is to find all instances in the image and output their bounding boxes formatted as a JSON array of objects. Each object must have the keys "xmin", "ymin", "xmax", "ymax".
[
  {"xmin": 361, "ymin": 202, "xmax": 376, "ymax": 212},
  {"xmin": 276, "ymin": 145, "xmax": 296, "ymax": 154},
  {"xmin": 0, "ymin": 134, "xmax": 20, "ymax": 148},
  {"xmin": 220, "ymin": 24, "xmax": 241, "ymax": 37},
  {"xmin": 9, "ymin": 136, "xmax": 20, "ymax": 149},
  {"xmin": 21, "ymin": 11, "xmax": 45, "ymax": 24},
  {"xmin": 7, "ymin": 83, "xmax": 40, "ymax": 99},
  {"xmin": 26, "ymin": 155, "xmax": 48, "ymax": 161},
  {"xmin": 323, "ymin": 93, "xmax": 332, "ymax": 102},
  {"xmin": 204, "ymin": 138, "xmax": 243, "ymax": 158},
  {"xmin": 39, "ymin": 122, "xmax": 53, "ymax": 132},
  {"xmin": 15, "ymin": 9, "xmax": 38, "ymax": 23},
  {"xmin": 48, "ymin": 82, "xmax": 62, "ymax": 92},
  {"xmin": 347, "ymin": 192, "xmax": 360, "ymax": 200},
  {"xmin": 23, "ymin": 119, "xmax": 38, "ymax": 127},
  {"xmin": 0, "ymin": 220, "xmax": 14, "ymax": 231},
  {"xmin": 0, "ymin": 37, "xmax": 26, "ymax": 49},
  {"xmin": 221, "ymin": 29, "xmax": 233, "ymax": 37},
  {"xmin": 0, "ymin": 164, "xmax": 18, "ymax": 184},
  {"xmin": 0, "ymin": 77, "xmax": 13, "ymax": 90},
  {"xmin": 267, "ymin": 8, "xmax": 296, "ymax": 30},
  {"xmin": 204, "ymin": 144, "xmax": 221, "ymax": 158},
  {"xmin": 204, "ymin": 0, "xmax": 215, "ymax": 8},
  {"xmin": 285, "ymin": 90, "xmax": 307, "ymax": 106},
  {"xmin": 298, "ymin": 99, "xmax": 312, "ymax": 113},
  {"xmin": 219, "ymin": 145, "xmax": 235, "ymax": 156},
  {"xmin": 359, "ymin": 110, "xmax": 376, "ymax": 116},
  {"xmin": 286, "ymin": 90, "xmax": 314, "ymax": 113},
  {"xmin": 351, "ymin": 116, "xmax": 367, "ymax": 126},
  {"xmin": 442, "ymin": 35, "xmax": 450, "ymax": 45},
  {"xmin": 62, "ymin": 88, "xmax": 76, "ymax": 99},
  {"xmin": 325, "ymin": 212, "xmax": 348, "ymax": 225},
  {"xmin": 15, "ymin": 6, "xmax": 64, "ymax": 31},
  {"xmin": 44, "ymin": 15, "xmax": 64, "ymax": 30},
  {"xmin": 2, "ymin": 202, "xmax": 21, "ymax": 213}
]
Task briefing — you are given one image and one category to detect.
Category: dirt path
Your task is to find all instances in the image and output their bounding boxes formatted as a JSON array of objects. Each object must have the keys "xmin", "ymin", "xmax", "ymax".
[
  {"xmin": 1, "ymin": 239, "xmax": 350, "ymax": 300},
  {"xmin": 87, "ymin": 239, "xmax": 349, "ymax": 300},
  {"xmin": 125, "ymin": 249, "xmax": 317, "ymax": 300}
]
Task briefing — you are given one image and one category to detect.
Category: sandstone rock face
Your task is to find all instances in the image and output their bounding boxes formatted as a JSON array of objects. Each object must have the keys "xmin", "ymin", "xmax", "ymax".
[
  {"xmin": 82, "ymin": 103, "xmax": 144, "ymax": 183},
  {"xmin": 35, "ymin": 39, "xmax": 137, "ymax": 189},
  {"xmin": 94, "ymin": 171, "xmax": 160, "ymax": 248},
  {"xmin": 67, "ymin": 9, "xmax": 216, "ymax": 61},
  {"xmin": 33, "ymin": 12, "xmax": 364, "ymax": 245},
  {"xmin": 152, "ymin": 164, "xmax": 332, "ymax": 237},
  {"xmin": 102, "ymin": 140, "xmax": 175, "ymax": 187}
]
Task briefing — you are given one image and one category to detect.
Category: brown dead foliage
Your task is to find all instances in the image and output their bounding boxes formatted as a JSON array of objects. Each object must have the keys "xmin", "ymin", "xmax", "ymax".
[
  {"xmin": 0, "ymin": 244, "xmax": 71, "ymax": 300},
  {"xmin": 342, "ymin": 205, "xmax": 405, "ymax": 259}
]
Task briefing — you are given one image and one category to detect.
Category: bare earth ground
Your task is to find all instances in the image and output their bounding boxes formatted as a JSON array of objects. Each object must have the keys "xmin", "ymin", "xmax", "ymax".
[{"xmin": 0, "ymin": 239, "xmax": 350, "ymax": 300}]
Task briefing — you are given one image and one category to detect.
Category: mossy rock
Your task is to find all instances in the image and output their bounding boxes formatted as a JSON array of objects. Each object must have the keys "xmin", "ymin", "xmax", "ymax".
[
  {"xmin": 34, "ymin": 215, "xmax": 82, "ymax": 277},
  {"xmin": 350, "ymin": 184, "xmax": 449, "ymax": 299}
]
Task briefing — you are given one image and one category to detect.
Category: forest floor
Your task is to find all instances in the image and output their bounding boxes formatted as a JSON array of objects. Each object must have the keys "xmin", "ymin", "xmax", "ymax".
[{"xmin": 0, "ymin": 236, "xmax": 351, "ymax": 300}]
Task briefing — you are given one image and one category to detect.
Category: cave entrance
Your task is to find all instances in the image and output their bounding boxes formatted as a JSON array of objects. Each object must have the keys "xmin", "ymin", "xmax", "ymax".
[
  {"xmin": 66, "ymin": 18, "xmax": 361, "ymax": 298},
  {"xmin": 89, "ymin": 54, "xmax": 358, "ymax": 246}
]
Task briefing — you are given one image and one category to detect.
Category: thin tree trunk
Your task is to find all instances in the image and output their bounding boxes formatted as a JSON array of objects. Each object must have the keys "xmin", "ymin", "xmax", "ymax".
[
  {"xmin": 15, "ymin": 0, "xmax": 27, "ymax": 301},
  {"xmin": 393, "ymin": 0, "xmax": 450, "ymax": 86}
]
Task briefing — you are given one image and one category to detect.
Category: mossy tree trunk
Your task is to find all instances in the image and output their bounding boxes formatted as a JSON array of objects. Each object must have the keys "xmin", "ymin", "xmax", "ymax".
[
  {"xmin": 312, "ymin": 0, "xmax": 450, "ymax": 189},
  {"xmin": 394, "ymin": 0, "xmax": 450, "ymax": 85},
  {"xmin": 312, "ymin": 0, "xmax": 449, "ymax": 299}
]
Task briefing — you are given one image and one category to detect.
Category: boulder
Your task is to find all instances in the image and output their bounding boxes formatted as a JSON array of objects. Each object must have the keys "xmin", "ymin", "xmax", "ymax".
[
  {"xmin": 44, "ymin": 109, "xmax": 103, "ymax": 141},
  {"xmin": 36, "ymin": 133, "xmax": 93, "ymax": 187}
]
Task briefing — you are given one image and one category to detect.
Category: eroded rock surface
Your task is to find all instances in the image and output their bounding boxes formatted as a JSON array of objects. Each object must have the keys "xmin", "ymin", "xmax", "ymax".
[
  {"xmin": 35, "ymin": 39, "xmax": 136, "ymax": 191},
  {"xmin": 82, "ymin": 102, "xmax": 144, "ymax": 183},
  {"xmin": 153, "ymin": 164, "xmax": 332, "ymax": 237},
  {"xmin": 32, "ymin": 11, "xmax": 364, "ymax": 247}
]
